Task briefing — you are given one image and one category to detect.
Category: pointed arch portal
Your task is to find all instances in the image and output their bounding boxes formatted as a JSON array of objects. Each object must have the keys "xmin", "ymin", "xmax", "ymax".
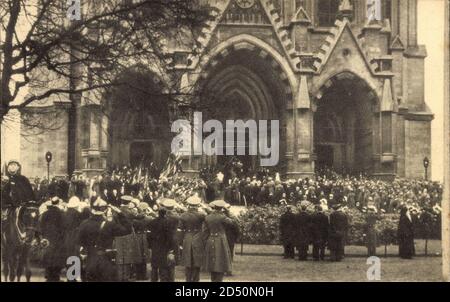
[
  {"xmin": 195, "ymin": 39, "xmax": 293, "ymax": 173},
  {"xmin": 313, "ymin": 72, "xmax": 378, "ymax": 174}
]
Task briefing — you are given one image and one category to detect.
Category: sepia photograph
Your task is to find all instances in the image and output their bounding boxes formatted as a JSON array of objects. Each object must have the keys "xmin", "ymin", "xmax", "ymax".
[{"xmin": 0, "ymin": 0, "xmax": 448, "ymax": 284}]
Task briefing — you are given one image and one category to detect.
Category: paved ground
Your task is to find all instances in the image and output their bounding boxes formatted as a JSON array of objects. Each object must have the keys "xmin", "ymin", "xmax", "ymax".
[{"xmin": 4, "ymin": 240, "xmax": 443, "ymax": 282}]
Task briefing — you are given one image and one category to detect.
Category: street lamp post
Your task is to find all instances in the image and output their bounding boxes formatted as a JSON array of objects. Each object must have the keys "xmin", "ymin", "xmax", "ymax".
[
  {"xmin": 423, "ymin": 157, "xmax": 429, "ymax": 181},
  {"xmin": 45, "ymin": 151, "xmax": 52, "ymax": 180}
]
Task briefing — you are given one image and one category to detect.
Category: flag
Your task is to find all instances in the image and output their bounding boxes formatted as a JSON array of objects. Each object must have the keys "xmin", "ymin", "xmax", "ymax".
[
  {"xmin": 137, "ymin": 164, "xmax": 142, "ymax": 184},
  {"xmin": 160, "ymin": 153, "xmax": 182, "ymax": 179}
]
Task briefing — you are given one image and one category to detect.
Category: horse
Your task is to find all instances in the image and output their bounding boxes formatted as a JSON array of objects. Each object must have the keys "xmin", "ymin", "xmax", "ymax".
[{"xmin": 1, "ymin": 202, "xmax": 40, "ymax": 282}]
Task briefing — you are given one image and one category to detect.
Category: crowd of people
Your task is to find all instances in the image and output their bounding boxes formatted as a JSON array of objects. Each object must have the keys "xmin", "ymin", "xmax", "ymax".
[
  {"xmin": 1, "ymin": 159, "xmax": 443, "ymax": 282},
  {"xmin": 217, "ymin": 167, "xmax": 442, "ymax": 214},
  {"xmin": 6, "ymin": 161, "xmax": 442, "ymax": 217},
  {"xmin": 1, "ymin": 160, "xmax": 240, "ymax": 282}
]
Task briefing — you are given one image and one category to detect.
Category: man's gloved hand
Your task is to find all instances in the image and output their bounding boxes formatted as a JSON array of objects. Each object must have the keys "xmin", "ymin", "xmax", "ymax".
[
  {"xmin": 1, "ymin": 209, "xmax": 9, "ymax": 222},
  {"xmin": 40, "ymin": 238, "xmax": 50, "ymax": 249},
  {"xmin": 167, "ymin": 251, "xmax": 176, "ymax": 267}
]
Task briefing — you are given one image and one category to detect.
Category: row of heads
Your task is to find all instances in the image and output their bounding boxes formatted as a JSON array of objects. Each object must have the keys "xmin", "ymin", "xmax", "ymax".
[{"xmin": 90, "ymin": 194, "xmax": 230, "ymax": 215}]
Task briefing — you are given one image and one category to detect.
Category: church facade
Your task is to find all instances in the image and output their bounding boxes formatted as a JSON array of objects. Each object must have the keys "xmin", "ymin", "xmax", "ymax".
[{"xmin": 20, "ymin": 0, "xmax": 433, "ymax": 180}]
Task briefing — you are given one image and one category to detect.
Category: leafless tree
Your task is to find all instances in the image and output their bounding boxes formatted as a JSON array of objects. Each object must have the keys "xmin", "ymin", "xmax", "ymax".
[{"xmin": 0, "ymin": 0, "xmax": 214, "ymax": 127}]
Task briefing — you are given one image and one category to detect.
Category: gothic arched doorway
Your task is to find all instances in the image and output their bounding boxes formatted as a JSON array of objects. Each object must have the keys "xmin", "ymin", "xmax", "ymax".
[
  {"xmin": 106, "ymin": 67, "xmax": 171, "ymax": 170},
  {"xmin": 197, "ymin": 43, "xmax": 292, "ymax": 176},
  {"xmin": 314, "ymin": 73, "xmax": 378, "ymax": 175}
]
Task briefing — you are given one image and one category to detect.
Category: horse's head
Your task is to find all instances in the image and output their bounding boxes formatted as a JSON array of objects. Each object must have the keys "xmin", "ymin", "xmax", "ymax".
[{"xmin": 19, "ymin": 202, "xmax": 40, "ymax": 243}]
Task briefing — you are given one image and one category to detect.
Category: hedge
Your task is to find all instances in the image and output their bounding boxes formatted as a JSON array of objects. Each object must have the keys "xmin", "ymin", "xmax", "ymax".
[{"xmin": 237, "ymin": 205, "xmax": 441, "ymax": 246}]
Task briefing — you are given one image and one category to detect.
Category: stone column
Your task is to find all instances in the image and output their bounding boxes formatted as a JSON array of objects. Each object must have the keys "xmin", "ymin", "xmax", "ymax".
[
  {"xmin": 290, "ymin": 3, "xmax": 312, "ymax": 52},
  {"xmin": 81, "ymin": 104, "xmax": 108, "ymax": 177},
  {"xmin": 407, "ymin": 0, "xmax": 418, "ymax": 46},
  {"xmin": 391, "ymin": 0, "xmax": 399, "ymax": 37},
  {"xmin": 173, "ymin": 103, "xmax": 200, "ymax": 178},
  {"xmin": 374, "ymin": 79, "xmax": 397, "ymax": 179},
  {"xmin": 286, "ymin": 75, "xmax": 314, "ymax": 178},
  {"xmin": 283, "ymin": 0, "xmax": 295, "ymax": 26},
  {"xmin": 398, "ymin": 0, "xmax": 409, "ymax": 46},
  {"xmin": 390, "ymin": 35, "xmax": 405, "ymax": 98}
]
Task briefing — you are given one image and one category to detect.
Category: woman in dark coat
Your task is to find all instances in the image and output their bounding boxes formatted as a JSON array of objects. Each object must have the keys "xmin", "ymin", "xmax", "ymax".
[
  {"xmin": 397, "ymin": 207, "xmax": 415, "ymax": 259},
  {"xmin": 203, "ymin": 200, "xmax": 233, "ymax": 282}
]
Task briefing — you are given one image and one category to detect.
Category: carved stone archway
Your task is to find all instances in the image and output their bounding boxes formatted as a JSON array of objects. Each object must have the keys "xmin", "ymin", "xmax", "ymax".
[{"xmin": 313, "ymin": 71, "xmax": 396, "ymax": 177}]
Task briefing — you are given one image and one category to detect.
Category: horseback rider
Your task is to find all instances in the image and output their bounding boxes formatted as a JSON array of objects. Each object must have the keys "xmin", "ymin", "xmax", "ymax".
[{"xmin": 1, "ymin": 160, "xmax": 35, "ymax": 223}]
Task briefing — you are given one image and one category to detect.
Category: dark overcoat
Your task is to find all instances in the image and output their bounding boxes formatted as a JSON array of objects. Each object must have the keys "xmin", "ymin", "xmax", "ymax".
[
  {"xmin": 295, "ymin": 211, "xmax": 311, "ymax": 246},
  {"xmin": 77, "ymin": 214, "xmax": 132, "ymax": 281},
  {"xmin": 148, "ymin": 214, "xmax": 178, "ymax": 268},
  {"xmin": 328, "ymin": 210, "xmax": 348, "ymax": 251},
  {"xmin": 279, "ymin": 211, "xmax": 297, "ymax": 245},
  {"xmin": 40, "ymin": 206, "xmax": 66, "ymax": 268},
  {"xmin": 310, "ymin": 212, "xmax": 329, "ymax": 243},
  {"xmin": 203, "ymin": 212, "xmax": 233, "ymax": 273},
  {"xmin": 63, "ymin": 208, "xmax": 85, "ymax": 259},
  {"xmin": 224, "ymin": 217, "xmax": 240, "ymax": 248},
  {"xmin": 179, "ymin": 210, "xmax": 206, "ymax": 268},
  {"xmin": 398, "ymin": 213, "xmax": 415, "ymax": 258},
  {"xmin": 1, "ymin": 175, "xmax": 35, "ymax": 208}
]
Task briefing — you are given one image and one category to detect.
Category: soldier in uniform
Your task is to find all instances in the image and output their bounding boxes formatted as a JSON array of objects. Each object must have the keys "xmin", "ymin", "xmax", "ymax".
[
  {"xmin": 148, "ymin": 199, "xmax": 179, "ymax": 282},
  {"xmin": 203, "ymin": 200, "xmax": 234, "ymax": 282},
  {"xmin": 1, "ymin": 160, "xmax": 35, "ymax": 223},
  {"xmin": 279, "ymin": 205, "xmax": 296, "ymax": 259},
  {"xmin": 77, "ymin": 198, "xmax": 132, "ymax": 281},
  {"xmin": 328, "ymin": 204, "xmax": 349, "ymax": 262},
  {"xmin": 40, "ymin": 197, "xmax": 66, "ymax": 281},
  {"xmin": 131, "ymin": 202, "xmax": 154, "ymax": 280},
  {"xmin": 114, "ymin": 195, "xmax": 144, "ymax": 280},
  {"xmin": 295, "ymin": 203, "xmax": 311, "ymax": 261},
  {"xmin": 311, "ymin": 205, "xmax": 329, "ymax": 261},
  {"xmin": 179, "ymin": 195, "xmax": 206, "ymax": 282}
]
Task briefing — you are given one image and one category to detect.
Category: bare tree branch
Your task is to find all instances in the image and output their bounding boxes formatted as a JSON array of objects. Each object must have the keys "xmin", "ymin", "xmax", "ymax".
[{"xmin": 1, "ymin": 0, "xmax": 216, "ymax": 127}]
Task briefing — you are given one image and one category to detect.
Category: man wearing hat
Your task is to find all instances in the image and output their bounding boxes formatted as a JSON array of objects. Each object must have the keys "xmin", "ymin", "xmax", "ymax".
[
  {"xmin": 77, "ymin": 197, "xmax": 132, "ymax": 281},
  {"xmin": 1, "ymin": 160, "xmax": 35, "ymax": 223},
  {"xmin": 148, "ymin": 198, "xmax": 179, "ymax": 282},
  {"xmin": 295, "ymin": 202, "xmax": 311, "ymax": 261},
  {"xmin": 203, "ymin": 200, "xmax": 234, "ymax": 282},
  {"xmin": 279, "ymin": 205, "xmax": 296, "ymax": 259},
  {"xmin": 119, "ymin": 195, "xmax": 135, "ymax": 217},
  {"xmin": 328, "ymin": 204, "xmax": 349, "ymax": 262},
  {"xmin": 179, "ymin": 195, "xmax": 206, "ymax": 282},
  {"xmin": 311, "ymin": 205, "xmax": 329, "ymax": 261},
  {"xmin": 40, "ymin": 196, "xmax": 66, "ymax": 281},
  {"xmin": 115, "ymin": 195, "xmax": 149, "ymax": 281}
]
